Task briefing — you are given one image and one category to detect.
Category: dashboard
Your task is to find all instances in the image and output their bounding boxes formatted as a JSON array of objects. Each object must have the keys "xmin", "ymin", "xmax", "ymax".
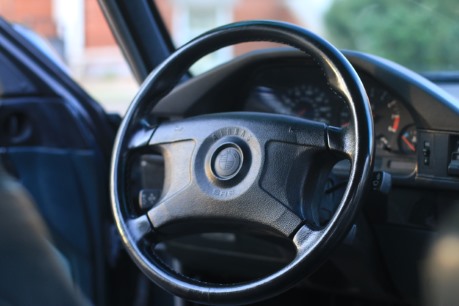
[
  {"xmin": 242, "ymin": 64, "xmax": 417, "ymax": 175},
  {"xmin": 143, "ymin": 48, "xmax": 459, "ymax": 303},
  {"xmin": 155, "ymin": 49, "xmax": 459, "ymax": 189}
]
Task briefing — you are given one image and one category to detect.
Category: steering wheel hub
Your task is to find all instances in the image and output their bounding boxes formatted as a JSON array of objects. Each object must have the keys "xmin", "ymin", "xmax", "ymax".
[{"xmin": 211, "ymin": 144, "xmax": 243, "ymax": 180}]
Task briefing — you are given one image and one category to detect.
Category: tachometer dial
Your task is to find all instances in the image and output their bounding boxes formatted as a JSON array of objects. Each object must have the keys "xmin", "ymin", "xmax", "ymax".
[
  {"xmin": 366, "ymin": 83, "xmax": 404, "ymax": 155},
  {"xmin": 386, "ymin": 100, "xmax": 401, "ymax": 133}
]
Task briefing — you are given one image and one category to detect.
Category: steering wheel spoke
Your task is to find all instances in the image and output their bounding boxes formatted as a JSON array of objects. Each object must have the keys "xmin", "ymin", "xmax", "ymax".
[
  {"xmin": 327, "ymin": 125, "xmax": 354, "ymax": 157},
  {"xmin": 127, "ymin": 126, "xmax": 156, "ymax": 150},
  {"xmin": 292, "ymin": 223, "xmax": 323, "ymax": 252},
  {"xmin": 147, "ymin": 182, "xmax": 303, "ymax": 239},
  {"xmin": 127, "ymin": 215, "xmax": 153, "ymax": 243},
  {"xmin": 140, "ymin": 112, "xmax": 340, "ymax": 238}
]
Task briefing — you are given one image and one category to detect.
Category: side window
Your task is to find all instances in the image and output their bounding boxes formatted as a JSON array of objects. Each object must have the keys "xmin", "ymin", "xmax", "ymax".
[{"xmin": 3, "ymin": 0, "xmax": 138, "ymax": 115}]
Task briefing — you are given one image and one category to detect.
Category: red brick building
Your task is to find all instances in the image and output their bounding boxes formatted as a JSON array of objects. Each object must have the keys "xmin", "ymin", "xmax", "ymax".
[
  {"xmin": 156, "ymin": 0, "xmax": 300, "ymax": 56},
  {"xmin": 0, "ymin": 0, "xmax": 315, "ymax": 76},
  {"xmin": 0, "ymin": 0, "xmax": 326, "ymax": 112}
]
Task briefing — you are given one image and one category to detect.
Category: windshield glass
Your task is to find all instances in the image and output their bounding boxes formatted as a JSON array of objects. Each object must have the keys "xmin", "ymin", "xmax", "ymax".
[{"xmin": 156, "ymin": 0, "xmax": 459, "ymax": 73}]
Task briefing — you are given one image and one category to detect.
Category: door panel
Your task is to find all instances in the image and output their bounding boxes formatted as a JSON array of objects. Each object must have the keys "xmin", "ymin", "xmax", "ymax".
[{"xmin": 0, "ymin": 17, "xmax": 117, "ymax": 306}]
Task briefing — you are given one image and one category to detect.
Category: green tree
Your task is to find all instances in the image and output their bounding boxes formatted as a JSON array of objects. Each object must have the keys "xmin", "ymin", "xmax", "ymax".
[{"xmin": 325, "ymin": 0, "xmax": 459, "ymax": 71}]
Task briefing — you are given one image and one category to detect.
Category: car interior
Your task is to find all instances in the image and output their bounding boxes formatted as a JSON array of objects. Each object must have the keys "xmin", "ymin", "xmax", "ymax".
[{"xmin": 1, "ymin": 1, "xmax": 459, "ymax": 306}]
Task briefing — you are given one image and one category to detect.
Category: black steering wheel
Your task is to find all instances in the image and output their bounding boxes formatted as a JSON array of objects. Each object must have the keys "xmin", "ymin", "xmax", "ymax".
[{"xmin": 111, "ymin": 20, "xmax": 374, "ymax": 305}]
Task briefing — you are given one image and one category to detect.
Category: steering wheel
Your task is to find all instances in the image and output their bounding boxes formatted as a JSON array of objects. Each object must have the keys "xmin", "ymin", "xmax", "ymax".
[{"xmin": 111, "ymin": 20, "xmax": 374, "ymax": 305}]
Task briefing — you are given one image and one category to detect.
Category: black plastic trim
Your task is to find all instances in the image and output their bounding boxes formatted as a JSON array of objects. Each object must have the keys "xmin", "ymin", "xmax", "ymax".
[{"xmin": 98, "ymin": 0, "xmax": 175, "ymax": 83}]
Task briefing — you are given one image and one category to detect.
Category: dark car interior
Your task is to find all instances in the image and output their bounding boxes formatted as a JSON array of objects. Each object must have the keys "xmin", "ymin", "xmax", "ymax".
[{"xmin": 1, "ymin": 1, "xmax": 459, "ymax": 306}]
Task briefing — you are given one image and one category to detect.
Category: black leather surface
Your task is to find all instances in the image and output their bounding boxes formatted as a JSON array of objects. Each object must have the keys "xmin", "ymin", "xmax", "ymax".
[{"xmin": 111, "ymin": 20, "xmax": 374, "ymax": 305}]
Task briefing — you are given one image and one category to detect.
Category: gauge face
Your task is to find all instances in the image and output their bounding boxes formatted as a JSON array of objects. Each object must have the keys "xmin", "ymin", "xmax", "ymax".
[
  {"xmin": 337, "ymin": 84, "xmax": 402, "ymax": 138},
  {"xmin": 374, "ymin": 101, "xmax": 401, "ymax": 153},
  {"xmin": 399, "ymin": 125, "xmax": 417, "ymax": 154},
  {"xmin": 279, "ymin": 84, "xmax": 333, "ymax": 124}
]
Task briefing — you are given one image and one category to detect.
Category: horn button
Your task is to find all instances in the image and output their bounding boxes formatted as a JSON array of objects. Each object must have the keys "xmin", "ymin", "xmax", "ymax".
[
  {"xmin": 211, "ymin": 145, "xmax": 243, "ymax": 180},
  {"xmin": 195, "ymin": 127, "xmax": 260, "ymax": 198}
]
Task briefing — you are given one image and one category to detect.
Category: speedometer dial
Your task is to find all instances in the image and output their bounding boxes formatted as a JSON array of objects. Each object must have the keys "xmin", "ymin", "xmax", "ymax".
[{"xmin": 279, "ymin": 84, "xmax": 333, "ymax": 124}]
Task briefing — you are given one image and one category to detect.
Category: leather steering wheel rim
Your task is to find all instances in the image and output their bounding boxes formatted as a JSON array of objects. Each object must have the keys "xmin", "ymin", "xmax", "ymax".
[{"xmin": 111, "ymin": 20, "xmax": 374, "ymax": 305}]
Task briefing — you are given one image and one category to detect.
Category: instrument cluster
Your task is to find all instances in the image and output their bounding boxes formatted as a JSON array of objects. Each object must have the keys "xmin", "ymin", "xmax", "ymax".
[{"xmin": 244, "ymin": 65, "xmax": 417, "ymax": 175}]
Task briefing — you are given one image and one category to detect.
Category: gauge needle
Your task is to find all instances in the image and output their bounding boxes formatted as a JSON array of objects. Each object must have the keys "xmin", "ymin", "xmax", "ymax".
[
  {"xmin": 401, "ymin": 135, "xmax": 416, "ymax": 152},
  {"xmin": 297, "ymin": 107, "xmax": 308, "ymax": 116},
  {"xmin": 379, "ymin": 136, "xmax": 392, "ymax": 152},
  {"xmin": 388, "ymin": 115, "xmax": 400, "ymax": 132}
]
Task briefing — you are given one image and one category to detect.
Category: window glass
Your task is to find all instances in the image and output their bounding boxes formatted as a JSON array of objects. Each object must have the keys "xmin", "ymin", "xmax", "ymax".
[
  {"xmin": 156, "ymin": 0, "xmax": 459, "ymax": 73},
  {"xmin": 2, "ymin": 0, "xmax": 138, "ymax": 115}
]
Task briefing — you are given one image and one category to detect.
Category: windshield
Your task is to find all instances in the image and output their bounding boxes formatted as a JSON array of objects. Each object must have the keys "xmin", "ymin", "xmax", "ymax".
[{"xmin": 156, "ymin": 0, "xmax": 459, "ymax": 73}]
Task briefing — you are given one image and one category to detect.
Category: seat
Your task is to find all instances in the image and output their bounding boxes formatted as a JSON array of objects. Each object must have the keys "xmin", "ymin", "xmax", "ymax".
[{"xmin": 0, "ymin": 163, "xmax": 89, "ymax": 306}]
